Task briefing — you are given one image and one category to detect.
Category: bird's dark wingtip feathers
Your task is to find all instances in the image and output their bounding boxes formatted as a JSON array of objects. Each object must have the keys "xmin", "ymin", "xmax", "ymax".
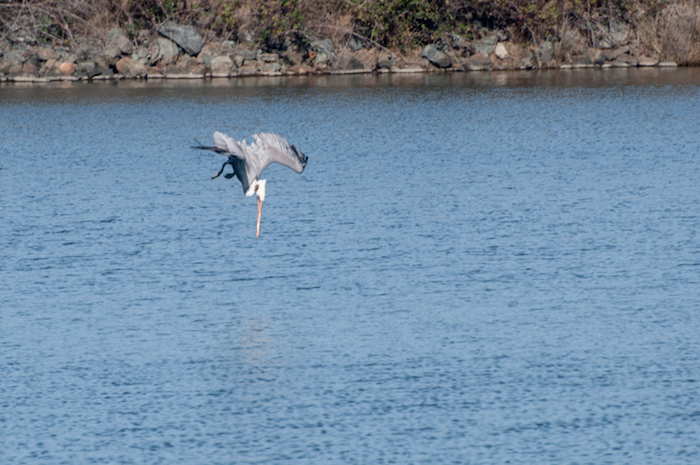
[
  {"xmin": 291, "ymin": 145, "xmax": 308, "ymax": 171},
  {"xmin": 191, "ymin": 139, "xmax": 229, "ymax": 154},
  {"xmin": 191, "ymin": 138, "xmax": 209, "ymax": 150}
]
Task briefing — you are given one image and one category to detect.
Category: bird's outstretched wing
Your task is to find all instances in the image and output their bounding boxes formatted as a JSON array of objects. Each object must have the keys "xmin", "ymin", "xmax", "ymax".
[
  {"xmin": 213, "ymin": 131, "xmax": 247, "ymax": 159},
  {"xmin": 247, "ymin": 133, "xmax": 308, "ymax": 178},
  {"xmin": 191, "ymin": 131, "xmax": 246, "ymax": 159}
]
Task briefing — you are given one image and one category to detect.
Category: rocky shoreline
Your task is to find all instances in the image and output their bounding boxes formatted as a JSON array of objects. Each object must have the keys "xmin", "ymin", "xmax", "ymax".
[{"xmin": 0, "ymin": 20, "xmax": 680, "ymax": 84}]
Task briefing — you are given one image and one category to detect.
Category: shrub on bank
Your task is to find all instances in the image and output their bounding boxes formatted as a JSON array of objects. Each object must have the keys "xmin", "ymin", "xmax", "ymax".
[{"xmin": 1, "ymin": 1, "xmax": 699, "ymax": 66}]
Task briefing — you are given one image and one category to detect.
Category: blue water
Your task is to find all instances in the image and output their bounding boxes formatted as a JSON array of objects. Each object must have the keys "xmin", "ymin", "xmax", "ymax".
[{"xmin": 1, "ymin": 69, "xmax": 699, "ymax": 464}]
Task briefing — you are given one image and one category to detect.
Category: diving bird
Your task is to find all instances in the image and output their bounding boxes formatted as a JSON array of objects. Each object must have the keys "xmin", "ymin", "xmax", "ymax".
[{"xmin": 192, "ymin": 132, "xmax": 308, "ymax": 238}]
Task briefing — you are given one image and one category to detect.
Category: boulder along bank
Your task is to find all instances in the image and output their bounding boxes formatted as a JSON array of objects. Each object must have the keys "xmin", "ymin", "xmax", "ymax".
[{"xmin": 0, "ymin": 19, "xmax": 684, "ymax": 83}]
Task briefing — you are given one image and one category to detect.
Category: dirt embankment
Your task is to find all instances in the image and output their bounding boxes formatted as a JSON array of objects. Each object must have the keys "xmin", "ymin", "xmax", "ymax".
[{"xmin": 1, "ymin": 1, "xmax": 699, "ymax": 82}]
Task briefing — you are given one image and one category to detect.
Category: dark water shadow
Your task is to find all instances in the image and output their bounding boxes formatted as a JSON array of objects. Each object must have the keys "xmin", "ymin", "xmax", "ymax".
[{"xmin": 2, "ymin": 67, "xmax": 700, "ymax": 104}]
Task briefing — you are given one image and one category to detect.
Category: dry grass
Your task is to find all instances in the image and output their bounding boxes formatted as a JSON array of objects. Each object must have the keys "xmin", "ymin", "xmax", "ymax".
[
  {"xmin": 2, "ymin": 0, "xmax": 700, "ymax": 65},
  {"xmin": 659, "ymin": 1, "xmax": 700, "ymax": 64},
  {"xmin": 628, "ymin": 0, "xmax": 700, "ymax": 64},
  {"xmin": 0, "ymin": 0, "xmax": 113, "ymax": 47}
]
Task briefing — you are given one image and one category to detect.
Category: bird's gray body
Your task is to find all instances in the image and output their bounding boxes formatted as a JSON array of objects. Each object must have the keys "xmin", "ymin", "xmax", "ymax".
[{"xmin": 194, "ymin": 132, "xmax": 307, "ymax": 194}]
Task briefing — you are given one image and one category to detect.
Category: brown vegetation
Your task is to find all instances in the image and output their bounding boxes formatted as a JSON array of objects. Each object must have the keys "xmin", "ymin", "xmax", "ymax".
[{"xmin": 2, "ymin": 1, "xmax": 700, "ymax": 64}]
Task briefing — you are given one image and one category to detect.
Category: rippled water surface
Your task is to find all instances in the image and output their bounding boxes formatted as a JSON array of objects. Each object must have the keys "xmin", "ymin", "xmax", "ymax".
[{"xmin": 2, "ymin": 69, "xmax": 700, "ymax": 464}]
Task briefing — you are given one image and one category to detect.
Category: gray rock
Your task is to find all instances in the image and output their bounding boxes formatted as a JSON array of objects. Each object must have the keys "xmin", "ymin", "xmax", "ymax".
[
  {"xmin": 93, "ymin": 66, "xmax": 114, "ymax": 78},
  {"xmin": 235, "ymin": 50, "xmax": 258, "ymax": 63},
  {"xmin": 519, "ymin": 54, "xmax": 534, "ymax": 69},
  {"xmin": 93, "ymin": 54, "xmax": 112, "ymax": 70},
  {"xmin": 336, "ymin": 55, "xmax": 365, "ymax": 71},
  {"xmin": 311, "ymin": 39, "xmax": 335, "ymax": 65},
  {"xmin": 105, "ymin": 28, "xmax": 123, "ymax": 41},
  {"xmin": 450, "ymin": 34, "xmax": 469, "ymax": 50},
  {"xmin": 61, "ymin": 52, "xmax": 78, "ymax": 64},
  {"xmin": 314, "ymin": 39, "xmax": 335, "ymax": 55},
  {"xmin": 95, "ymin": 50, "xmax": 119, "ymax": 68},
  {"xmin": 347, "ymin": 35, "xmax": 368, "ymax": 51},
  {"xmin": 600, "ymin": 20, "xmax": 629, "ymax": 49},
  {"xmin": 7, "ymin": 62, "xmax": 24, "ymax": 76},
  {"xmin": 494, "ymin": 43, "xmax": 509, "ymax": 60},
  {"xmin": 613, "ymin": 53, "xmax": 638, "ymax": 67},
  {"xmin": 101, "ymin": 45, "xmax": 121, "ymax": 60},
  {"xmin": 420, "ymin": 44, "xmax": 451, "ymax": 68},
  {"xmin": 236, "ymin": 64, "xmax": 258, "ymax": 76},
  {"xmin": 158, "ymin": 20, "xmax": 203, "ymax": 56},
  {"xmin": 1, "ymin": 50, "xmax": 23, "ymax": 63},
  {"xmin": 315, "ymin": 51, "xmax": 330, "ymax": 65},
  {"xmin": 261, "ymin": 62, "xmax": 281, "ymax": 73},
  {"xmin": 610, "ymin": 59, "xmax": 631, "ymax": 68},
  {"xmin": 464, "ymin": 53, "xmax": 491, "ymax": 71},
  {"xmin": 593, "ymin": 49, "xmax": 606, "ymax": 65},
  {"xmin": 116, "ymin": 56, "xmax": 146, "ymax": 78},
  {"xmin": 5, "ymin": 28, "xmax": 36, "ymax": 46},
  {"xmin": 259, "ymin": 53, "xmax": 279, "ymax": 63},
  {"xmin": 76, "ymin": 61, "xmax": 98, "ymax": 79},
  {"xmin": 39, "ymin": 58, "xmax": 58, "ymax": 76},
  {"xmin": 537, "ymin": 41, "xmax": 554, "ymax": 63},
  {"xmin": 197, "ymin": 44, "xmax": 218, "ymax": 69},
  {"xmin": 169, "ymin": 54, "xmax": 206, "ymax": 75},
  {"xmin": 155, "ymin": 37, "xmax": 180, "ymax": 64},
  {"xmin": 0, "ymin": 57, "xmax": 23, "ymax": 76},
  {"xmin": 474, "ymin": 35, "xmax": 498, "ymax": 56},
  {"xmin": 22, "ymin": 61, "xmax": 38, "ymax": 76},
  {"xmin": 572, "ymin": 53, "xmax": 593, "ymax": 67},
  {"xmin": 377, "ymin": 52, "xmax": 396, "ymax": 69},
  {"xmin": 37, "ymin": 46, "xmax": 56, "ymax": 61},
  {"xmin": 132, "ymin": 46, "xmax": 149, "ymax": 61},
  {"xmin": 74, "ymin": 42, "xmax": 96, "ymax": 62},
  {"xmin": 25, "ymin": 52, "xmax": 40, "ymax": 66},
  {"xmin": 638, "ymin": 56, "xmax": 659, "ymax": 67},
  {"xmin": 106, "ymin": 28, "xmax": 133, "ymax": 55},
  {"xmin": 209, "ymin": 55, "xmax": 234, "ymax": 74},
  {"xmin": 604, "ymin": 46, "xmax": 630, "ymax": 61}
]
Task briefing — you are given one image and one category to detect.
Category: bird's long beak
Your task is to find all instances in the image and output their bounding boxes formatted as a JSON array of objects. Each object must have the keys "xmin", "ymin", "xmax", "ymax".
[{"xmin": 256, "ymin": 197, "xmax": 263, "ymax": 238}]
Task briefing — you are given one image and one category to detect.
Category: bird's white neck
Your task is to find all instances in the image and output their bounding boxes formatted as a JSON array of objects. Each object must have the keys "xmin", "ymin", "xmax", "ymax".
[{"xmin": 246, "ymin": 179, "xmax": 267, "ymax": 201}]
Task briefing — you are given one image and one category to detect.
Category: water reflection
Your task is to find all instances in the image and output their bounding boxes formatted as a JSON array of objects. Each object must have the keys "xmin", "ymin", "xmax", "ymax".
[
  {"xmin": 238, "ymin": 316, "xmax": 276, "ymax": 365},
  {"xmin": 2, "ymin": 67, "xmax": 699, "ymax": 103}
]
